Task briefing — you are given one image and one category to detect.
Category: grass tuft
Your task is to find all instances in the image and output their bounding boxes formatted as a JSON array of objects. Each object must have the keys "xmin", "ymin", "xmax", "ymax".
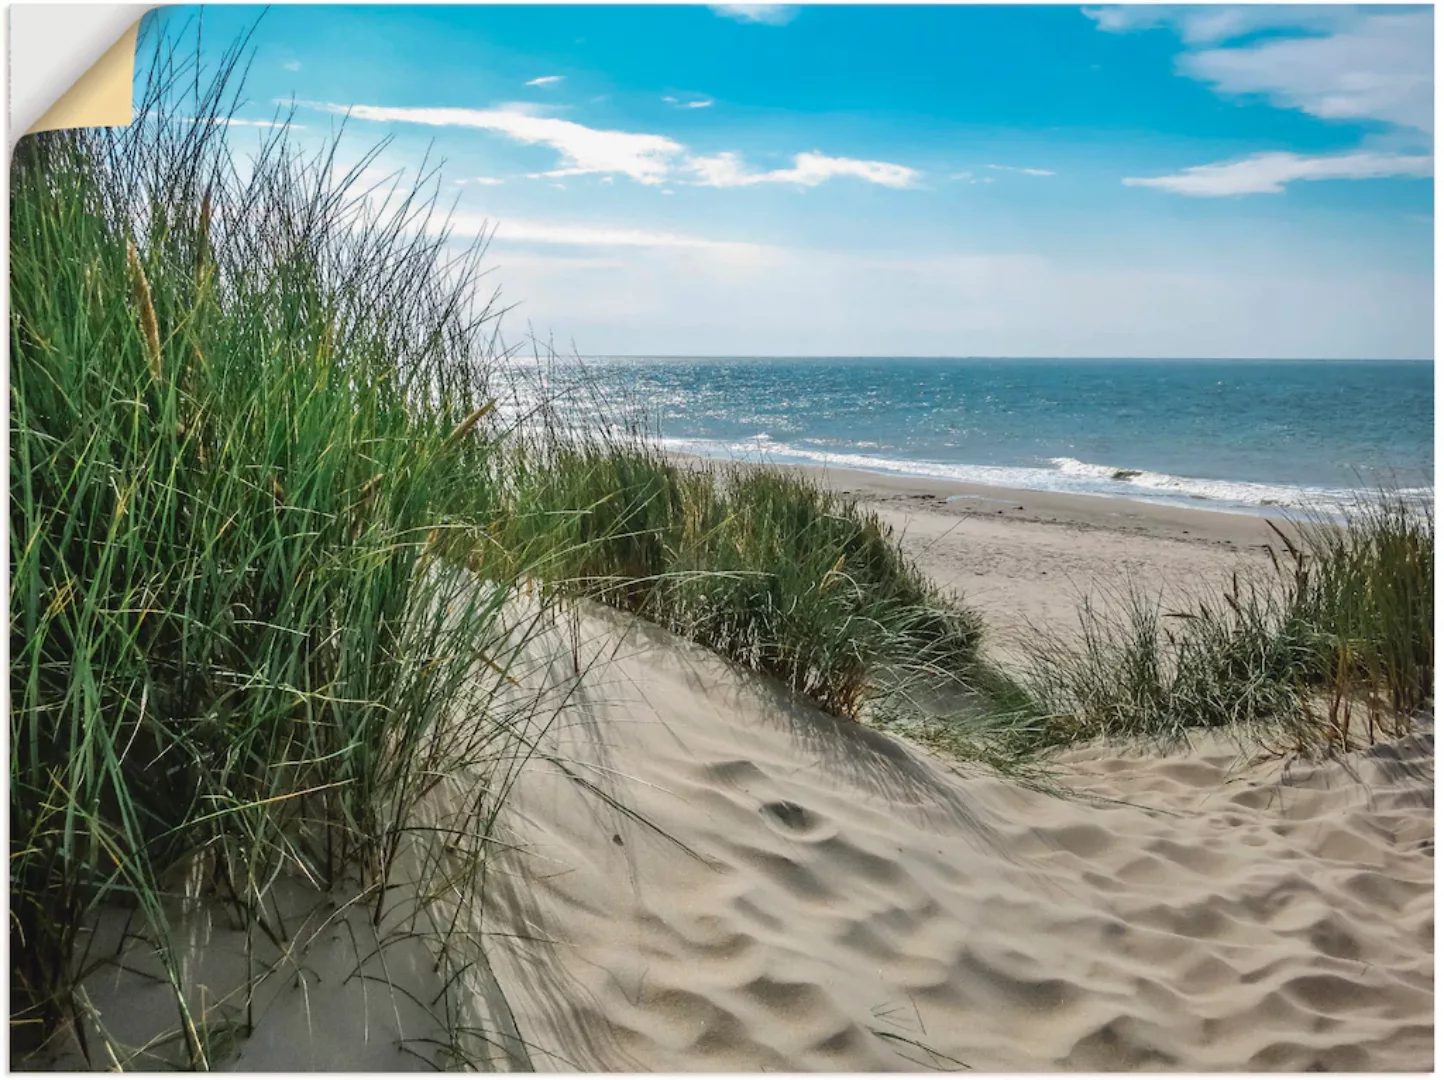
[
  {"xmin": 1019, "ymin": 491, "xmax": 1433, "ymax": 754},
  {"xmin": 486, "ymin": 434, "xmax": 988, "ymax": 720}
]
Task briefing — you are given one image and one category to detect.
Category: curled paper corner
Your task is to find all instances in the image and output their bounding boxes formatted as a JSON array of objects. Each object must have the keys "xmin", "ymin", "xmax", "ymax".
[{"xmin": 25, "ymin": 19, "xmax": 143, "ymax": 136}]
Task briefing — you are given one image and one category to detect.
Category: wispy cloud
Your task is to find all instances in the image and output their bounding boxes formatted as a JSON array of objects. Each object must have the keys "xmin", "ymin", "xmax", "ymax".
[
  {"xmin": 315, "ymin": 103, "xmax": 684, "ymax": 184},
  {"xmin": 986, "ymin": 164, "xmax": 1056, "ymax": 176},
  {"xmin": 1087, "ymin": 6, "xmax": 1433, "ymax": 134},
  {"xmin": 282, "ymin": 60, "xmax": 302, "ymax": 72},
  {"xmin": 1123, "ymin": 150, "xmax": 1433, "ymax": 196},
  {"xmin": 457, "ymin": 176, "xmax": 505, "ymax": 186},
  {"xmin": 525, "ymin": 75, "xmax": 565, "ymax": 87},
  {"xmin": 184, "ymin": 116, "xmax": 304, "ymax": 130},
  {"xmin": 313, "ymin": 101, "xmax": 919, "ymax": 190},
  {"xmin": 688, "ymin": 150, "xmax": 919, "ymax": 189},
  {"xmin": 1182, "ymin": 12, "xmax": 1432, "ymax": 134},
  {"xmin": 710, "ymin": 5, "xmax": 797, "ymax": 26},
  {"xmin": 663, "ymin": 95, "xmax": 715, "ymax": 109},
  {"xmin": 1083, "ymin": 6, "xmax": 1344, "ymax": 46},
  {"xmin": 950, "ymin": 171, "xmax": 994, "ymax": 184},
  {"xmin": 447, "ymin": 212, "xmax": 774, "ymax": 255}
]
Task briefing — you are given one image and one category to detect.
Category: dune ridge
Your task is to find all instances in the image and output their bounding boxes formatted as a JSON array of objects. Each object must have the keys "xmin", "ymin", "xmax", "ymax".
[{"xmin": 469, "ymin": 602, "xmax": 1433, "ymax": 1072}]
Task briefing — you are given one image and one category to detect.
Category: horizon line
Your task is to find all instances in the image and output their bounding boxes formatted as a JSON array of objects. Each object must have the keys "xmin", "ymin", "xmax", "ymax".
[{"xmin": 563, "ymin": 354, "xmax": 1434, "ymax": 363}]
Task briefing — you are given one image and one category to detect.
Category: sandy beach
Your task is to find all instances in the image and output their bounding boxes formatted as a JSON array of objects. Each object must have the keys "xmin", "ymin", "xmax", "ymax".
[
  {"xmin": 669, "ymin": 454, "xmax": 1281, "ymax": 661},
  {"xmin": 467, "ymin": 595, "xmax": 1433, "ymax": 1072}
]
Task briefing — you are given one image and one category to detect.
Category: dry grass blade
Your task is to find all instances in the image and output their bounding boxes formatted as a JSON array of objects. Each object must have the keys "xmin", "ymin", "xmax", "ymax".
[
  {"xmin": 126, "ymin": 240, "xmax": 163, "ymax": 384},
  {"xmin": 443, "ymin": 399, "xmax": 497, "ymax": 453}
]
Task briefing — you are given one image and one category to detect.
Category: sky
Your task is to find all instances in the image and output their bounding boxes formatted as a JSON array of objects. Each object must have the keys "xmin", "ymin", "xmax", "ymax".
[{"xmin": 144, "ymin": 4, "xmax": 1434, "ymax": 359}]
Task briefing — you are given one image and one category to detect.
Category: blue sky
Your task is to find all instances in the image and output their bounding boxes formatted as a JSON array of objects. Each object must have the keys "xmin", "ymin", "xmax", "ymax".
[{"xmin": 145, "ymin": 4, "xmax": 1433, "ymax": 358}]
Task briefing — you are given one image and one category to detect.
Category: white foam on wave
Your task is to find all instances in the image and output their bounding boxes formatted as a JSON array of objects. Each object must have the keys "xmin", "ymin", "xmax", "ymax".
[
  {"xmin": 1046, "ymin": 457, "xmax": 1357, "ymax": 510},
  {"xmin": 657, "ymin": 437, "xmax": 1420, "ymax": 516}
]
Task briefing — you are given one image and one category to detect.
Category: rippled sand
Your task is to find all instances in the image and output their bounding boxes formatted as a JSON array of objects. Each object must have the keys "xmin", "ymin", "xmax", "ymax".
[{"xmin": 471, "ymin": 604, "xmax": 1433, "ymax": 1072}]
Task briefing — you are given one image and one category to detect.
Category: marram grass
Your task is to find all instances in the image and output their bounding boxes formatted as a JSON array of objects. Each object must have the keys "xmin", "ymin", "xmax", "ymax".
[
  {"xmin": 1017, "ymin": 492, "xmax": 1433, "ymax": 754},
  {"xmin": 9, "ymin": 26, "xmax": 529, "ymax": 1060},
  {"xmin": 484, "ymin": 434, "xmax": 987, "ymax": 720}
]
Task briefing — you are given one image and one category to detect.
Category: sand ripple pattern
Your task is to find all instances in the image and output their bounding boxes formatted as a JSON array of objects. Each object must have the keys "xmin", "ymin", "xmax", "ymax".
[{"xmin": 474, "ymin": 605, "xmax": 1433, "ymax": 1072}]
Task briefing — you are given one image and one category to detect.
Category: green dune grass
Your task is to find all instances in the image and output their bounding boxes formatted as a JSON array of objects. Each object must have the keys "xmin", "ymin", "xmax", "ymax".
[
  {"xmin": 486, "ymin": 436, "xmax": 986, "ymax": 719},
  {"xmin": 1019, "ymin": 494, "xmax": 1433, "ymax": 754},
  {"xmin": 9, "ymin": 32, "xmax": 533, "ymax": 1059}
]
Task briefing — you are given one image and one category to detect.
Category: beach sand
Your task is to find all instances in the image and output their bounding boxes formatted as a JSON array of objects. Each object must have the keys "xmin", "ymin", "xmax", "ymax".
[
  {"xmin": 44, "ymin": 480, "xmax": 1432, "ymax": 1072},
  {"xmin": 470, "ymin": 597, "xmax": 1433, "ymax": 1072}
]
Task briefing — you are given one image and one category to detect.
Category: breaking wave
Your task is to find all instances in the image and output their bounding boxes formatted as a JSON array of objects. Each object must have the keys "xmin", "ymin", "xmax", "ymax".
[{"xmin": 654, "ymin": 437, "xmax": 1425, "ymax": 516}]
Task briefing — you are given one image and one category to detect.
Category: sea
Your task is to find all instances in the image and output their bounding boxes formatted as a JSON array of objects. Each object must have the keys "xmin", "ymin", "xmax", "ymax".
[{"xmin": 528, "ymin": 357, "xmax": 1434, "ymax": 516}]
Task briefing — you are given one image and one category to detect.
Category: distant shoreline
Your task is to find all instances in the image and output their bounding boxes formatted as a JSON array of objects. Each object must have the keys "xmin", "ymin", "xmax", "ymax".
[
  {"xmin": 782, "ymin": 460, "xmax": 1289, "ymax": 543},
  {"xmin": 664, "ymin": 447, "xmax": 1357, "ymax": 524}
]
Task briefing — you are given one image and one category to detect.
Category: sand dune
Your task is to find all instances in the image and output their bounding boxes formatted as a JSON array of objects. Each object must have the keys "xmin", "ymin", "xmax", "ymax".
[
  {"xmin": 470, "ymin": 602, "xmax": 1433, "ymax": 1072},
  {"xmin": 36, "ymin": 595, "xmax": 1432, "ymax": 1071}
]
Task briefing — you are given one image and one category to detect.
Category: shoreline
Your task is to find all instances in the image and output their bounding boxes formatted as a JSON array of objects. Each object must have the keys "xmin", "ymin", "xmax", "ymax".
[
  {"xmin": 780, "ymin": 460, "xmax": 1288, "ymax": 548},
  {"xmin": 649, "ymin": 437, "xmax": 1416, "ymax": 520},
  {"xmin": 670, "ymin": 451, "xmax": 1285, "ymax": 546}
]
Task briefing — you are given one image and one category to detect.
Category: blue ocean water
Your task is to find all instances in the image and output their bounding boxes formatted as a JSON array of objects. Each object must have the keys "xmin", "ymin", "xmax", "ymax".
[{"xmin": 549, "ymin": 357, "xmax": 1434, "ymax": 514}]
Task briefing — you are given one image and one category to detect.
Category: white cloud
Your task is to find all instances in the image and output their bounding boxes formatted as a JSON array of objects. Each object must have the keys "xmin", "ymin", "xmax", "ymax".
[
  {"xmin": 1170, "ymin": 7, "xmax": 1344, "ymax": 47},
  {"xmin": 710, "ymin": 5, "xmax": 797, "ymax": 25},
  {"xmin": 315, "ymin": 101, "xmax": 918, "ymax": 190},
  {"xmin": 319, "ymin": 103, "xmax": 685, "ymax": 185},
  {"xmin": 525, "ymin": 75, "xmax": 565, "ymax": 87},
  {"xmin": 1083, "ymin": 6, "xmax": 1345, "ymax": 46},
  {"xmin": 1123, "ymin": 150, "xmax": 1433, "ymax": 196},
  {"xmin": 1183, "ymin": 11, "xmax": 1433, "ymax": 134},
  {"xmin": 664, "ymin": 96, "xmax": 715, "ymax": 109},
  {"xmin": 986, "ymin": 164, "xmax": 1056, "ymax": 177},
  {"xmin": 1086, "ymin": 7, "xmax": 1433, "ymax": 134},
  {"xmin": 1082, "ymin": 7, "xmax": 1162, "ymax": 35},
  {"xmin": 446, "ymin": 212, "xmax": 774, "ymax": 257},
  {"xmin": 182, "ymin": 116, "xmax": 304, "ymax": 130},
  {"xmin": 687, "ymin": 150, "xmax": 918, "ymax": 189},
  {"xmin": 283, "ymin": 60, "xmax": 302, "ymax": 72},
  {"xmin": 468, "ymin": 176, "xmax": 505, "ymax": 186}
]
